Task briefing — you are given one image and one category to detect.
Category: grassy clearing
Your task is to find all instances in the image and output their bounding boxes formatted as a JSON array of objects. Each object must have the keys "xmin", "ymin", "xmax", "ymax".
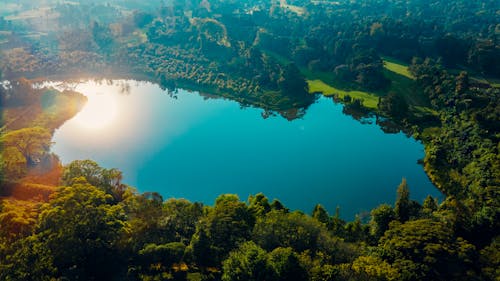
[
  {"xmin": 383, "ymin": 58, "xmax": 414, "ymax": 79},
  {"xmin": 413, "ymin": 106, "xmax": 439, "ymax": 116},
  {"xmin": 281, "ymin": 4, "xmax": 306, "ymax": 15},
  {"xmin": 383, "ymin": 56, "xmax": 500, "ymax": 89},
  {"xmin": 471, "ymin": 76, "xmax": 500, "ymax": 88},
  {"xmin": 382, "ymin": 69, "xmax": 429, "ymax": 107},
  {"xmin": 265, "ymin": 50, "xmax": 430, "ymax": 110},
  {"xmin": 308, "ymin": 79, "xmax": 379, "ymax": 109},
  {"xmin": 279, "ymin": 0, "xmax": 306, "ymax": 15}
]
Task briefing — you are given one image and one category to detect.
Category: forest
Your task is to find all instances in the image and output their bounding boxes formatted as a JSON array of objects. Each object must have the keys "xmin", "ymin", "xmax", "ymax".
[{"xmin": 0, "ymin": 0, "xmax": 499, "ymax": 280}]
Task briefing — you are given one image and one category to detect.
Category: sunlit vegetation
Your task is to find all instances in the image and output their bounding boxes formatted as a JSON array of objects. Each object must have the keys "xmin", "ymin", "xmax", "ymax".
[
  {"xmin": 0, "ymin": 0, "xmax": 499, "ymax": 280},
  {"xmin": 0, "ymin": 79, "xmax": 86, "ymax": 198},
  {"xmin": 307, "ymin": 79, "xmax": 379, "ymax": 109},
  {"xmin": 383, "ymin": 59, "xmax": 415, "ymax": 80},
  {"xmin": 0, "ymin": 161, "xmax": 490, "ymax": 280}
]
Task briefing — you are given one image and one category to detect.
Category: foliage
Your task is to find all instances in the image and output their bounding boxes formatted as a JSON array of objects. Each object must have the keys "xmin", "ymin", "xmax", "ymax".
[
  {"xmin": 222, "ymin": 242, "xmax": 307, "ymax": 281},
  {"xmin": 0, "ymin": 0, "xmax": 498, "ymax": 279},
  {"xmin": 253, "ymin": 210, "xmax": 325, "ymax": 253},
  {"xmin": 62, "ymin": 159, "xmax": 128, "ymax": 202},
  {"xmin": 189, "ymin": 194, "xmax": 255, "ymax": 266},
  {"xmin": 1, "ymin": 127, "xmax": 51, "ymax": 166},
  {"xmin": 36, "ymin": 180, "xmax": 128, "ymax": 280},
  {"xmin": 0, "ymin": 160, "xmax": 493, "ymax": 280},
  {"xmin": 370, "ymin": 204, "xmax": 396, "ymax": 239},
  {"xmin": 378, "ymin": 219, "xmax": 476, "ymax": 281},
  {"xmin": 378, "ymin": 92, "xmax": 409, "ymax": 119},
  {"xmin": 221, "ymin": 241, "xmax": 270, "ymax": 281},
  {"xmin": 394, "ymin": 179, "xmax": 411, "ymax": 222}
]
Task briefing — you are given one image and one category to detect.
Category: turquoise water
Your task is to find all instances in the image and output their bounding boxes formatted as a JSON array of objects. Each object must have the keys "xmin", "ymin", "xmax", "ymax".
[{"xmin": 51, "ymin": 80, "xmax": 440, "ymax": 219}]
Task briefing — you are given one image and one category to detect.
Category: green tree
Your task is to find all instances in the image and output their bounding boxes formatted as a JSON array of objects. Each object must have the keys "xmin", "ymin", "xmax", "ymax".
[
  {"xmin": 479, "ymin": 236, "xmax": 500, "ymax": 281},
  {"xmin": 378, "ymin": 219, "xmax": 476, "ymax": 281},
  {"xmin": 124, "ymin": 192, "xmax": 168, "ymax": 252},
  {"xmin": 248, "ymin": 193, "xmax": 271, "ymax": 218},
  {"xmin": 37, "ymin": 180, "xmax": 128, "ymax": 280},
  {"xmin": 455, "ymin": 71, "xmax": 469, "ymax": 95},
  {"xmin": 0, "ymin": 235, "xmax": 57, "ymax": 281},
  {"xmin": 0, "ymin": 200, "xmax": 38, "ymax": 242},
  {"xmin": 395, "ymin": 179, "xmax": 411, "ymax": 222},
  {"xmin": 312, "ymin": 204, "xmax": 330, "ymax": 225},
  {"xmin": 267, "ymin": 247, "xmax": 308, "ymax": 281},
  {"xmin": 188, "ymin": 226, "xmax": 212, "ymax": 267},
  {"xmin": 190, "ymin": 194, "xmax": 255, "ymax": 266},
  {"xmin": 350, "ymin": 255, "xmax": 400, "ymax": 281},
  {"xmin": 378, "ymin": 92, "xmax": 408, "ymax": 119},
  {"xmin": 62, "ymin": 160, "xmax": 128, "ymax": 201},
  {"xmin": 253, "ymin": 210, "xmax": 325, "ymax": 253},
  {"xmin": 344, "ymin": 215, "xmax": 369, "ymax": 242},
  {"xmin": 134, "ymin": 242, "xmax": 186, "ymax": 279},
  {"xmin": 330, "ymin": 206, "xmax": 346, "ymax": 237},
  {"xmin": 270, "ymin": 199, "xmax": 288, "ymax": 212},
  {"xmin": 163, "ymin": 198, "xmax": 204, "ymax": 243},
  {"xmin": 221, "ymin": 241, "xmax": 270, "ymax": 281},
  {"xmin": 422, "ymin": 195, "xmax": 438, "ymax": 217},
  {"xmin": 370, "ymin": 204, "xmax": 396, "ymax": 239},
  {"xmin": 1, "ymin": 127, "xmax": 52, "ymax": 165}
]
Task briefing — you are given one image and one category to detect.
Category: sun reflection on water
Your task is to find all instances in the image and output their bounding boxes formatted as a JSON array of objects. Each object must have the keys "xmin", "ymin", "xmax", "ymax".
[{"xmin": 73, "ymin": 92, "xmax": 118, "ymax": 130}]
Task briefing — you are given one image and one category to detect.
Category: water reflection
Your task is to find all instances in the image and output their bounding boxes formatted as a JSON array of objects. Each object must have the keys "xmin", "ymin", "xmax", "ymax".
[
  {"xmin": 51, "ymin": 79, "xmax": 440, "ymax": 219},
  {"xmin": 74, "ymin": 91, "xmax": 118, "ymax": 129}
]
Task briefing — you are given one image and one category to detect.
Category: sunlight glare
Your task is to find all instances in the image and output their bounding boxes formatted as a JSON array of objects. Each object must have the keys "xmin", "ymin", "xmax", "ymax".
[{"xmin": 75, "ymin": 92, "xmax": 118, "ymax": 129}]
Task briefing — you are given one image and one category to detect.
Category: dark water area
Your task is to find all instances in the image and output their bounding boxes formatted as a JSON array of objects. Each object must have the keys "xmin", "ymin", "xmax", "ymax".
[{"xmin": 51, "ymin": 80, "xmax": 440, "ymax": 219}]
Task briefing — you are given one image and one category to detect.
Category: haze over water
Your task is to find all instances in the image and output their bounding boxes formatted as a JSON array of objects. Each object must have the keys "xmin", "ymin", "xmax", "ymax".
[{"xmin": 51, "ymin": 80, "xmax": 440, "ymax": 219}]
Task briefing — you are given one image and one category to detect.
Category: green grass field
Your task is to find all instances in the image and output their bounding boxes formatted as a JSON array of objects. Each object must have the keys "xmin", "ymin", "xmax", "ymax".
[
  {"xmin": 382, "ymin": 58, "xmax": 415, "ymax": 79},
  {"xmin": 308, "ymin": 79, "xmax": 379, "ymax": 109},
  {"xmin": 265, "ymin": 51, "xmax": 433, "ymax": 111}
]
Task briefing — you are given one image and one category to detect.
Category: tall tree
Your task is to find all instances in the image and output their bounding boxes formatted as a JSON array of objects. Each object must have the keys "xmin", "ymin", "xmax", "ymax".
[
  {"xmin": 395, "ymin": 178, "xmax": 411, "ymax": 222},
  {"xmin": 312, "ymin": 204, "xmax": 330, "ymax": 225}
]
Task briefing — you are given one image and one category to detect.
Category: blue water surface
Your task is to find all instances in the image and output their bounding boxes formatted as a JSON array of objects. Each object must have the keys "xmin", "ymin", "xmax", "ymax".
[{"xmin": 52, "ymin": 80, "xmax": 440, "ymax": 219}]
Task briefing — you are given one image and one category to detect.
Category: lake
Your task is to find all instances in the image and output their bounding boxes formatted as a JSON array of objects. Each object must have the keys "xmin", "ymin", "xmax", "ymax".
[{"xmin": 50, "ymin": 79, "xmax": 440, "ymax": 219}]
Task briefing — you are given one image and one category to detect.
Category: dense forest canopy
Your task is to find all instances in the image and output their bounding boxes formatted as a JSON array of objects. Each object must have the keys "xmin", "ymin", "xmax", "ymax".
[{"xmin": 0, "ymin": 0, "xmax": 499, "ymax": 280}]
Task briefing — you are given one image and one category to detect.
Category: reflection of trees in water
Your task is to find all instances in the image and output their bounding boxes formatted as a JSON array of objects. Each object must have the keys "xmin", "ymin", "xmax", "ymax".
[
  {"xmin": 89, "ymin": 78, "xmax": 132, "ymax": 95},
  {"xmin": 327, "ymin": 95, "xmax": 411, "ymax": 134},
  {"xmin": 327, "ymin": 95, "xmax": 374, "ymax": 124},
  {"xmin": 341, "ymin": 103, "xmax": 373, "ymax": 124},
  {"xmin": 198, "ymin": 90, "xmax": 311, "ymax": 121},
  {"xmin": 117, "ymin": 80, "xmax": 131, "ymax": 95},
  {"xmin": 92, "ymin": 78, "xmax": 111, "ymax": 86},
  {"xmin": 48, "ymin": 81, "xmax": 79, "ymax": 92},
  {"xmin": 49, "ymin": 78, "xmax": 314, "ymax": 121},
  {"xmin": 376, "ymin": 117, "xmax": 403, "ymax": 134}
]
